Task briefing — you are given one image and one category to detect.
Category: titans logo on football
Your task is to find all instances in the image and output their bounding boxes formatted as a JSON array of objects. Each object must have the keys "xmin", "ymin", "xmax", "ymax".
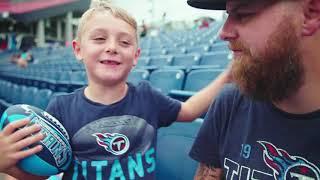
[{"xmin": 21, "ymin": 105, "xmax": 72, "ymax": 169}]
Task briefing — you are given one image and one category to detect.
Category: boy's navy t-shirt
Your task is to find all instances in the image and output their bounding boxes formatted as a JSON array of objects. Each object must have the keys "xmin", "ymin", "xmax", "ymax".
[
  {"xmin": 190, "ymin": 84, "xmax": 320, "ymax": 179},
  {"xmin": 46, "ymin": 81, "xmax": 181, "ymax": 180}
]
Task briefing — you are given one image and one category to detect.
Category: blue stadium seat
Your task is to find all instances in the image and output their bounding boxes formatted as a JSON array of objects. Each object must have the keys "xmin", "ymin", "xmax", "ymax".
[
  {"xmin": 184, "ymin": 69, "xmax": 224, "ymax": 91},
  {"xmin": 149, "ymin": 56, "xmax": 172, "ymax": 67},
  {"xmin": 149, "ymin": 69, "xmax": 185, "ymax": 95},
  {"xmin": 2, "ymin": 81, "xmax": 13, "ymax": 102},
  {"xmin": 33, "ymin": 89, "xmax": 53, "ymax": 110},
  {"xmin": 21, "ymin": 86, "xmax": 38, "ymax": 105},
  {"xmin": 140, "ymin": 50, "xmax": 149, "ymax": 57},
  {"xmin": 127, "ymin": 69, "xmax": 149, "ymax": 85},
  {"xmin": 0, "ymin": 81, "xmax": 14, "ymax": 109},
  {"xmin": 166, "ymin": 47, "xmax": 187, "ymax": 55},
  {"xmin": 210, "ymin": 42, "xmax": 229, "ymax": 52},
  {"xmin": 55, "ymin": 71, "xmax": 72, "ymax": 92},
  {"xmin": 171, "ymin": 54, "xmax": 200, "ymax": 68},
  {"xmin": 38, "ymin": 71, "xmax": 59, "ymax": 89},
  {"xmin": 70, "ymin": 71, "xmax": 87, "ymax": 91},
  {"xmin": 186, "ymin": 45, "xmax": 210, "ymax": 54},
  {"xmin": 11, "ymin": 85, "xmax": 27, "ymax": 105},
  {"xmin": 156, "ymin": 119, "xmax": 203, "ymax": 180},
  {"xmin": 200, "ymin": 51, "xmax": 231, "ymax": 68},
  {"xmin": 136, "ymin": 57, "xmax": 150, "ymax": 67},
  {"xmin": 0, "ymin": 80, "xmax": 6, "ymax": 99},
  {"xmin": 169, "ymin": 69, "xmax": 224, "ymax": 102},
  {"xmin": 149, "ymin": 49, "xmax": 167, "ymax": 56}
]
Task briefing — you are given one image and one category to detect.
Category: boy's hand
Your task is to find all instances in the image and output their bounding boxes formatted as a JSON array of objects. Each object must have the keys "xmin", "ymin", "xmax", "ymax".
[{"xmin": 0, "ymin": 119, "xmax": 44, "ymax": 173}]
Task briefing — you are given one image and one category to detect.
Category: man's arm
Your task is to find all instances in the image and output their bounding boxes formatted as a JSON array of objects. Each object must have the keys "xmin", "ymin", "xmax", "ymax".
[
  {"xmin": 194, "ymin": 163, "xmax": 223, "ymax": 180},
  {"xmin": 177, "ymin": 69, "xmax": 232, "ymax": 122}
]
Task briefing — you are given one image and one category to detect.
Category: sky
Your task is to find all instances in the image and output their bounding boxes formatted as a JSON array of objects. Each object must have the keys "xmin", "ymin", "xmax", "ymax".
[{"xmin": 112, "ymin": 0, "xmax": 225, "ymax": 25}]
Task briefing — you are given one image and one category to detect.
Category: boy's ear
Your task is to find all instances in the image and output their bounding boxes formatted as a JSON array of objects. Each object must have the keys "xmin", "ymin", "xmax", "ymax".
[
  {"xmin": 302, "ymin": 0, "xmax": 320, "ymax": 36},
  {"xmin": 133, "ymin": 48, "xmax": 141, "ymax": 66},
  {"xmin": 72, "ymin": 40, "xmax": 83, "ymax": 60}
]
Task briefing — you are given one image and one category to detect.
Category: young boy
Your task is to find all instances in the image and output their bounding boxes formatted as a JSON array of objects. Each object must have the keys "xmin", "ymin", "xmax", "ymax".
[{"xmin": 0, "ymin": 2, "xmax": 230, "ymax": 179}]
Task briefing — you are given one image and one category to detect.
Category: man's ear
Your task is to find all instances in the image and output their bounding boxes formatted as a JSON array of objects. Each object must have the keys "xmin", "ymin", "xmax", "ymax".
[
  {"xmin": 302, "ymin": 0, "xmax": 320, "ymax": 36},
  {"xmin": 72, "ymin": 40, "xmax": 83, "ymax": 61},
  {"xmin": 133, "ymin": 48, "xmax": 141, "ymax": 67}
]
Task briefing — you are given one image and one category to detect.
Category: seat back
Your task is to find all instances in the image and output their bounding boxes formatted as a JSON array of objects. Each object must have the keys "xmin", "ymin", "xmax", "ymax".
[
  {"xmin": 184, "ymin": 69, "xmax": 224, "ymax": 91},
  {"xmin": 33, "ymin": 89, "xmax": 53, "ymax": 109},
  {"xmin": 149, "ymin": 69, "xmax": 185, "ymax": 95},
  {"xmin": 156, "ymin": 119, "xmax": 203, "ymax": 180},
  {"xmin": 127, "ymin": 69, "xmax": 150, "ymax": 85}
]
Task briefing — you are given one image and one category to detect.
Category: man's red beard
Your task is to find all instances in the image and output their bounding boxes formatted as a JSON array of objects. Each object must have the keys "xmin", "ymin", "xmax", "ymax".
[{"xmin": 230, "ymin": 19, "xmax": 304, "ymax": 102}]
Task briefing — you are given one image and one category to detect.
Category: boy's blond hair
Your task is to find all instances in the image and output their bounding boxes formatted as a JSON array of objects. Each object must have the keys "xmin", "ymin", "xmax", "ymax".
[{"xmin": 76, "ymin": 0, "xmax": 138, "ymax": 43}]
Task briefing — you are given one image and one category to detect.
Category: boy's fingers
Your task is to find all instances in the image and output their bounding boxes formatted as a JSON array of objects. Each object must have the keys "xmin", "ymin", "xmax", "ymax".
[
  {"xmin": 12, "ymin": 132, "xmax": 44, "ymax": 151},
  {"xmin": 2, "ymin": 119, "xmax": 30, "ymax": 136},
  {"xmin": 9, "ymin": 124, "xmax": 41, "ymax": 143},
  {"xmin": 13, "ymin": 145, "xmax": 43, "ymax": 160}
]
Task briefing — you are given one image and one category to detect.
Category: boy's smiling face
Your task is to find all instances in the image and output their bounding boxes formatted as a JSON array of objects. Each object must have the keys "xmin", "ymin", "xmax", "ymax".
[{"xmin": 73, "ymin": 11, "xmax": 140, "ymax": 86}]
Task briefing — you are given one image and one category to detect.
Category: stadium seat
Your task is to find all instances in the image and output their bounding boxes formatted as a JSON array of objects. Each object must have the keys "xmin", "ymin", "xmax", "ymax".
[
  {"xmin": 70, "ymin": 71, "xmax": 88, "ymax": 91},
  {"xmin": 184, "ymin": 69, "xmax": 224, "ymax": 91},
  {"xmin": 21, "ymin": 86, "xmax": 38, "ymax": 105},
  {"xmin": 0, "ymin": 80, "xmax": 6, "ymax": 99},
  {"xmin": 156, "ymin": 119, "xmax": 203, "ymax": 180},
  {"xmin": 200, "ymin": 51, "xmax": 231, "ymax": 68},
  {"xmin": 186, "ymin": 45, "xmax": 210, "ymax": 54},
  {"xmin": 149, "ymin": 56, "xmax": 172, "ymax": 67},
  {"xmin": 33, "ymin": 89, "xmax": 53, "ymax": 109},
  {"xmin": 210, "ymin": 42, "xmax": 229, "ymax": 52},
  {"xmin": 171, "ymin": 54, "xmax": 200, "ymax": 68},
  {"xmin": 136, "ymin": 57, "xmax": 150, "ymax": 67},
  {"xmin": 166, "ymin": 47, "xmax": 187, "ymax": 55},
  {"xmin": 55, "ymin": 71, "xmax": 72, "ymax": 92},
  {"xmin": 11, "ymin": 85, "xmax": 27, "ymax": 105},
  {"xmin": 169, "ymin": 69, "xmax": 224, "ymax": 102},
  {"xmin": 127, "ymin": 69, "xmax": 149, "ymax": 85},
  {"xmin": 149, "ymin": 49, "xmax": 167, "ymax": 56},
  {"xmin": 149, "ymin": 69, "xmax": 185, "ymax": 95}
]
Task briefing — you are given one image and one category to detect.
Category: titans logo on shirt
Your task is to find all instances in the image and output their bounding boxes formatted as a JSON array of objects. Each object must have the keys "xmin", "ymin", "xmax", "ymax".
[
  {"xmin": 259, "ymin": 141, "xmax": 320, "ymax": 180},
  {"xmin": 93, "ymin": 132, "xmax": 130, "ymax": 155}
]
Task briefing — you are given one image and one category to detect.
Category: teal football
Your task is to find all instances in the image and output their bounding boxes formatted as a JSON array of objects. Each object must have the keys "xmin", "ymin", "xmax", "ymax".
[{"xmin": 0, "ymin": 104, "xmax": 72, "ymax": 176}]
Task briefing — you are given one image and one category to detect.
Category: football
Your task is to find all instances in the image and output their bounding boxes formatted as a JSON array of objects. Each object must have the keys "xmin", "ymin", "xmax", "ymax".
[{"xmin": 0, "ymin": 104, "xmax": 72, "ymax": 176}]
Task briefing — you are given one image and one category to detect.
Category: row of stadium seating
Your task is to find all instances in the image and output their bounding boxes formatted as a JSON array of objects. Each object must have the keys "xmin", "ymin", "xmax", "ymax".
[
  {"xmin": 23, "ymin": 23, "xmax": 224, "ymax": 63},
  {"xmin": 0, "ymin": 68, "xmax": 223, "ymax": 95},
  {"xmin": 30, "ymin": 41, "xmax": 228, "ymax": 61},
  {"xmin": 29, "ymin": 51, "xmax": 231, "ymax": 65},
  {"xmin": 0, "ymin": 51, "xmax": 230, "ymax": 73},
  {"xmin": 0, "ymin": 80, "xmax": 55, "ymax": 111}
]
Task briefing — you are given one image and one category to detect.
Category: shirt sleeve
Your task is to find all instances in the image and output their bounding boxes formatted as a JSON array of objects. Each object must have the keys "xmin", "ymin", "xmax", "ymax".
[
  {"xmin": 148, "ymin": 85, "xmax": 181, "ymax": 128},
  {"xmin": 189, "ymin": 84, "xmax": 235, "ymax": 168}
]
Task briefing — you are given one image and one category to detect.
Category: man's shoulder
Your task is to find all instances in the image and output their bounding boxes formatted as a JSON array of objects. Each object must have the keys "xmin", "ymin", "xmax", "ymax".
[{"xmin": 218, "ymin": 83, "xmax": 242, "ymax": 99}]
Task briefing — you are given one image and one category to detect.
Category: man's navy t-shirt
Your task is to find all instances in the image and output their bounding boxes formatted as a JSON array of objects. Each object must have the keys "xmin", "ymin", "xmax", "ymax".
[{"xmin": 190, "ymin": 84, "xmax": 320, "ymax": 179}]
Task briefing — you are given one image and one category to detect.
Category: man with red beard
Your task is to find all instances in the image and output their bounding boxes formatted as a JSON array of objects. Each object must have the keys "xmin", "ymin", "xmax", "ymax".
[{"xmin": 187, "ymin": 0, "xmax": 320, "ymax": 179}]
